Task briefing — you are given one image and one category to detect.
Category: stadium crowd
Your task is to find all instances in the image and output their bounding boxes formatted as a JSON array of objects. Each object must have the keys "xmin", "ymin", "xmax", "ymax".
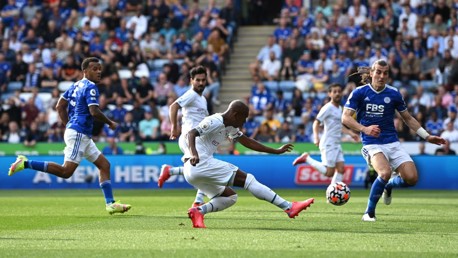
[
  {"xmin": 246, "ymin": 0, "xmax": 458, "ymax": 148},
  {"xmin": 1, "ymin": 0, "xmax": 458, "ymax": 150},
  {"xmin": 0, "ymin": 0, "xmax": 238, "ymax": 144}
]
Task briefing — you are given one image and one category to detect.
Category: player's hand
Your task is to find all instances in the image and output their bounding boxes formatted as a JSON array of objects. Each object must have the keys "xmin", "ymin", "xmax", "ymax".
[
  {"xmin": 109, "ymin": 121, "xmax": 118, "ymax": 130},
  {"xmin": 170, "ymin": 126, "xmax": 180, "ymax": 140},
  {"xmin": 276, "ymin": 143, "xmax": 294, "ymax": 154},
  {"xmin": 189, "ymin": 155, "xmax": 200, "ymax": 166},
  {"xmin": 351, "ymin": 133, "xmax": 360, "ymax": 142},
  {"xmin": 362, "ymin": 125, "xmax": 380, "ymax": 137},
  {"xmin": 426, "ymin": 135, "xmax": 447, "ymax": 145},
  {"xmin": 314, "ymin": 137, "xmax": 320, "ymax": 147}
]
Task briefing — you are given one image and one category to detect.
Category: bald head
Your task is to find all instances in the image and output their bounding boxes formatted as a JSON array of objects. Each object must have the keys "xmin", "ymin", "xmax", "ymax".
[{"xmin": 228, "ymin": 100, "xmax": 249, "ymax": 115}]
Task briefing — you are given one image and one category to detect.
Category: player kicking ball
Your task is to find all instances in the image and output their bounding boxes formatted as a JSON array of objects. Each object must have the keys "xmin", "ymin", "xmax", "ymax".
[
  {"xmin": 8, "ymin": 57, "xmax": 131, "ymax": 215},
  {"xmin": 184, "ymin": 100, "xmax": 314, "ymax": 228},
  {"xmin": 292, "ymin": 83, "xmax": 359, "ymax": 187}
]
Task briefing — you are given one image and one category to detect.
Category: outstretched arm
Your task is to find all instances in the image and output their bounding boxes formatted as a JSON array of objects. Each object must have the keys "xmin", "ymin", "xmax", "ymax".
[
  {"xmin": 237, "ymin": 135, "xmax": 293, "ymax": 154},
  {"xmin": 342, "ymin": 108, "xmax": 380, "ymax": 138},
  {"xmin": 398, "ymin": 110, "xmax": 446, "ymax": 145}
]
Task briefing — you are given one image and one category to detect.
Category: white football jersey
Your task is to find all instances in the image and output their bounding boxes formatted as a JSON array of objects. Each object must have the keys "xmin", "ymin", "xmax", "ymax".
[
  {"xmin": 176, "ymin": 88, "xmax": 208, "ymax": 134},
  {"xmin": 184, "ymin": 114, "xmax": 243, "ymax": 162},
  {"xmin": 315, "ymin": 102, "xmax": 342, "ymax": 148}
]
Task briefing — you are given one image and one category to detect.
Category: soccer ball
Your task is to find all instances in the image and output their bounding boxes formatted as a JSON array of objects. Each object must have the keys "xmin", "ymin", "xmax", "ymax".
[{"xmin": 326, "ymin": 182, "xmax": 351, "ymax": 206}]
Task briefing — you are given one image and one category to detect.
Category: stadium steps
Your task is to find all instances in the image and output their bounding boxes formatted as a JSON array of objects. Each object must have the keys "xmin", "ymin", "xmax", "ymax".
[{"xmin": 216, "ymin": 25, "xmax": 275, "ymax": 112}]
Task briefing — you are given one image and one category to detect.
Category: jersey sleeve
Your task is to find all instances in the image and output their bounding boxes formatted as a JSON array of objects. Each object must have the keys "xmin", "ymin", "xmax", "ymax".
[
  {"xmin": 315, "ymin": 104, "xmax": 329, "ymax": 123},
  {"xmin": 394, "ymin": 90, "xmax": 408, "ymax": 112},
  {"xmin": 344, "ymin": 88, "xmax": 362, "ymax": 111},
  {"xmin": 176, "ymin": 90, "xmax": 195, "ymax": 108},
  {"xmin": 227, "ymin": 127, "xmax": 244, "ymax": 141},
  {"xmin": 61, "ymin": 85, "xmax": 74, "ymax": 100},
  {"xmin": 85, "ymin": 84, "xmax": 100, "ymax": 106},
  {"xmin": 195, "ymin": 116, "xmax": 222, "ymax": 136}
]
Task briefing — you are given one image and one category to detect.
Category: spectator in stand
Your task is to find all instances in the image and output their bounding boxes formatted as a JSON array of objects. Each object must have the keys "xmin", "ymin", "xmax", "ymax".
[
  {"xmin": 435, "ymin": 139, "xmax": 456, "ymax": 155},
  {"xmin": 138, "ymin": 110, "xmax": 160, "ymax": 142},
  {"xmin": 440, "ymin": 120, "xmax": 458, "ymax": 142},
  {"xmin": 243, "ymin": 108, "xmax": 260, "ymax": 139},
  {"xmin": 135, "ymin": 76, "xmax": 155, "ymax": 105},
  {"xmin": 420, "ymin": 49, "xmax": 440, "ymax": 86},
  {"xmin": 400, "ymin": 51, "xmax": 421, "ymax": 92},
  {"xmin": 154, "ymin": 72, "xmax": 175, "ymax": 106},
  {"xmin": 207, "ymin": 29, "xmax": 229, "ymax": 62},
  {"xmin": 3, "ymin": 121, "xmax": 24, "ymax": 143},
  {"xmin": 249, "ymin": 35, "xmax": 281, "ymax": 78},
  {"xmin": 22, "ymin": 63, "xmax": 41, "ymax": 92},
  {"xmin": 23, "ymin": 121, "xmax": 41, "ymax": 147},
  {"xmin": 272, "ymin": 90, "xmax": 291, "ymax": 119},
  {"xmin": 249, "ymin": 80, "xmax": 272, "ymax": 116},
  {"xmin": 173, "ymin": 32, "xmax": 192, "ymax": 59},
  {"xmin": 254, "ymin": 122, "xmax": 275, "ymax": 143},
  {"xmin": 443, "ymin": 105, "xmax": 458, "ymax": 130},
  {"xmin": 292, "ymin": 124, "xmax": 309, "ymax": 142},
  {"xmin": 279, "ymin": 56, "xmax": 296, "ymax": 81},
  {"xmin": 174, "ymin": 75, "xmax": 190, "ymax": 97},
  {"xmin": 275, "ymin": 121, "xmax": 295, "ymax": 143},
  {"xmin": 260, "ymin": 51, "xmax": 281, "ymax": 81},
  {"xmin": 119, "ymin": 112, "xmax": 138, "ymax": 143},
  {"xmin": 426, "ymin": 110, "xmax": 444, "ymax": 136},
  {"xmin": 102, "ymin": 137, "xmax": 124, "ymax": 155},
  {"xmin": 127, "ymin": 7, "xmax": 148, "ymax": 40},
  {"xmin": 261, "ymin": 108, "xmax": 281, "ymax": 136}
]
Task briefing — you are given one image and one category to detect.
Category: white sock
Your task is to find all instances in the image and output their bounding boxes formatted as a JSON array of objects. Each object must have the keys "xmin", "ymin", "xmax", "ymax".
[
  {"xmin": 244, "ymin": 174, "xmax": 291, "ymax": 210},
  {"xmin": 199, "ymin": 195, "xmax": 237, "ymax": 214},
  {"xmin": 331, "ymin": 172, "xmax": 344, "ymax": 184},
  {"xmin": 169, "ymin": 166, "xmax": 183, "ymax": 175},
  {"xmin": 306, "ymin": 156, "xmax": 327, "ymax": 175},
  {"xmin": 194, "ymin": 189, "xmax": 206, "ymax": 204}
]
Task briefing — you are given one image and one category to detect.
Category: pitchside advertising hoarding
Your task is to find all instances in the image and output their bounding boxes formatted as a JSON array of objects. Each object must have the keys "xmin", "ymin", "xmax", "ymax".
[{"xmin": 0, "ymin": 155, "xmax": 457, "ymax": 189}]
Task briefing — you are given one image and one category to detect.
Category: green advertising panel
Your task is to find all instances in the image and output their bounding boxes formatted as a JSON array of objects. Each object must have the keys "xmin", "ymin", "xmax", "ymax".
[{"xmin": 0, "ymin": 142, "xmax": 363, "ymax": 156}]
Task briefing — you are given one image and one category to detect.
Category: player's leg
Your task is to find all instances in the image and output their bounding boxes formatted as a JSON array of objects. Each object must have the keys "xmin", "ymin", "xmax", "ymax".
[
  {"xmin": 382, "ymin": 144, "xmax": 416, "ymax": 205},
  {"xmin": 292, "ymin": 152, "xmax": 327, "ymax": 174},
  {"xmin": 157, "ymin": 164, "xmax": 183, "ymax": 188},
  {"xmin": 332, "ymin": 162, "xmax": 345, "ymax": 184},
  {"xmin": 231, "ymin": 169, "xmax": 314, "ymax": 218},
  {"xmin": 330, "ymin": 149, "xmax": 346, "ymax": 184},
  {"xmin": 362, "ymin": 149, "xmax": 392, "ymax": 221},
  {"xmin": 88, "ymin": 143, "xmax": 131, "ymax": 214}
]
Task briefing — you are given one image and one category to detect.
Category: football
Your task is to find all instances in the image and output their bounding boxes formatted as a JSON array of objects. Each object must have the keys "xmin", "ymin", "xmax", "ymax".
[{"xmin": 326, "ymin": 182, "xmax": 351, "ymax": 206}]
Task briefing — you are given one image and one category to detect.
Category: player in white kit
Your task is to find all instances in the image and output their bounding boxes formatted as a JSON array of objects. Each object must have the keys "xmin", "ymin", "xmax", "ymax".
[
  {"xmin": 157, "ymin": 66, "xmax": 209, "ymax": 207},
  {"xmin": 184, "ymin": 100, "xmax": 314, "ymax": 228},
  {"xmin": 292, "ymin": 83, "xmax": 359, "ymax": 185},
  {"xmin": 342, "ymin": 59, "xmax": 445, "ymax": 221}
]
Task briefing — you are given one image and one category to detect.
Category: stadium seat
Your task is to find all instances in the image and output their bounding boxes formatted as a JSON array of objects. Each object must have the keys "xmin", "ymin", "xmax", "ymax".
[
  {"xmin": 123, "ymin": 104, "xmax": 133, "ymax": 111},
  {"xmin": 7, "ymin": 81, "xmax": 23, "ymax": 92},
  {"xmin": 118, "ymin": 69, "xmax": 132, "ymax": 79},
  {"xmin": 283, "ymin": 91, "xmax": 293, "ymax": 101},
  {"xmin": 279, "ymin": 81, "xmax": 296, "ymax": 92},
  {"xmin": 263, "ymin": 81, "xmax": 278, "ymax": 92},
  {"xmin": 19, "ymin": 92, "xmax": 33, "ymax": 102},
  {"xmin": 38, "ymin": 92, "xmax": 52, "ymax": 110},
  {"xmin": 134, "ymin": 69, "xmax": 149, "ymax": 78},
  {"xmin": 58, "ymin": 81, "xmax": 74, "ymax": 92}
]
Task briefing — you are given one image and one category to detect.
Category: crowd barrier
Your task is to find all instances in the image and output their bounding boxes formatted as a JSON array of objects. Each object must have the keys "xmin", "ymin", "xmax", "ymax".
[{"xmin": 0, "ymin": 155, "xmax": 457, "ymax": 190}]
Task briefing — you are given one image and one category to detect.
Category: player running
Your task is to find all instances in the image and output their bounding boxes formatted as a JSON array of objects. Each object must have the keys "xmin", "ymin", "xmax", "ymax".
[
  {"xmin": 292, "ymin": 83, "xmax": 359, "ymax": 186},
  {"xmin": 8, "ymin": 57, "xmax": 131, "ymax": 215},
  {"xmin": 157, "ymin": 65, "xmax": 209, "ymax": 207},
  {"xmin": 342, "ymin": 59, "xmax": 445, "ymax": 221}
]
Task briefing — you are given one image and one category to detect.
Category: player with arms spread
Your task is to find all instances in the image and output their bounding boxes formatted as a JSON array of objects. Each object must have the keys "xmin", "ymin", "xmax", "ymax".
[
  {"xmin": 157, "ymin": 65, "xmax": 209, "ymax": 207},
  {"xmin": 341, "ymin": 59, "xmax": 445, "ymax": 221},
  {"xmin": 292, "ymin": 83, "xmax": 359, "ymax": 186},
  {"xmin": 8, "ymin": 57, "xmax": 131, "ymax": 215},
  {"xmin": 184, "ymin": 100, "xmax": 314, "ymax": 228}
]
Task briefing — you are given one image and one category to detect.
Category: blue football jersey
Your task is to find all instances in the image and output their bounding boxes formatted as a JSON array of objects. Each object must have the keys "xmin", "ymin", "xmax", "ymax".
[
  {"xmin": 344, "ymin": 84, "xmax": 407, "ymax": 145},
  {"xmin": 61, "ymin": 84, "xmax": 77, "ymax": 119},
  {"xmin": 67, "ymin": 78, "xmax": 100, "ymax": 137}
]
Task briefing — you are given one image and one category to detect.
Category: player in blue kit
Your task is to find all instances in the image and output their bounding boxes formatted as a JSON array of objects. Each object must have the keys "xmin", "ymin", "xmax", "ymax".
[
  {"xmin": 342, "ymin": 59, "xmax": 445, "ymax": 221},
  {"xmin": 8, "ymin": 57, "xmax": 131, "ymax": 215}
]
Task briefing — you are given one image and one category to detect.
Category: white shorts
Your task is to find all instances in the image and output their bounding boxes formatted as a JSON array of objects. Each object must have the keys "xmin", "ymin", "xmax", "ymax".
[
  {"xmin": 319, "ymin": 144, "xmax": 344, "ymax": 167},
  {"xmin": 361, "ymin": 141, "xmax": 413, "ymax": 171},
  {"xmin": 64, "ymin": 129, "xmax": 101, "ymax": 164},
  {"xmin": 183, "ymin": 157, "xmax": 238, "ymax": 199}
]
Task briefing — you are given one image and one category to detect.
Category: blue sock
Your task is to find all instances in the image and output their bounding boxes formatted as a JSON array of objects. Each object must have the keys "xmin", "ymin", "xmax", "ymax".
[
  {"xmin": 24, "ymin": 160, "xmax": 49, "ymax": 172},
  {"xmin": 365, "ymin": 177, "xmax": 387, "ymax": 216},
  {"xmin": 385, "ymin": 175, "xmax": 410, "ymax": 194},
  {"xmin": 100, "ymin": 180, "xmax": 115, "ymax": 204}
]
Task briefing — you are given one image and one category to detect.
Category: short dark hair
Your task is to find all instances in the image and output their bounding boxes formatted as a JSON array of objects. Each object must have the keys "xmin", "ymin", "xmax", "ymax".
[
  {"xmin": 328, "ymin": 83, "xmax": 342, "ymax": 92},
  {"xmin": 371, "ymin": 59, "xmax": 388, "ymax": 70},
  {"xmin": 81, "ymin": 57, "xmax": 101, "ymax": 71},
  {"xmin": 189, "ymin": 65, "xmax": 207, "ymax": 79}
]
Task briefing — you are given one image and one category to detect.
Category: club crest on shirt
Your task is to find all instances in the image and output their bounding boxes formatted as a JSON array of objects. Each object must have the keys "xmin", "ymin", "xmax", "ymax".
[
  {"xmin": 201, "ymin": 121, "xmax": 210, "ymax": 131},
  {"xmin": 384, "ymin": 97, "xmax": 391, "ymax": 104}
]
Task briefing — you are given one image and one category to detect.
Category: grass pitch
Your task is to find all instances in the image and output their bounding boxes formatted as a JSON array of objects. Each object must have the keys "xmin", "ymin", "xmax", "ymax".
[{"xmin": 0, "ymin": 189, "xmax": 456, "ymax": 258}]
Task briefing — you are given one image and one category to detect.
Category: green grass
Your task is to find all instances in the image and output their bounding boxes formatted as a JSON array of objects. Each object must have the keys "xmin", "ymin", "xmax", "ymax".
[{"xmin": 0, "ymin": 189, "xmax": 457, "ymax": 258}]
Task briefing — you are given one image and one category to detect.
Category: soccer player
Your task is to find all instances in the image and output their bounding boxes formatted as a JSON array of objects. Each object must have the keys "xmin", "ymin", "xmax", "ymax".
[
  {"xmin": 341, "ymin": 59, "xmax": 445, "ymax": 222},
  {"xmin": 292, "ymin": 83, "xmax": 359, "ymax": 185},
  {"xmin": 157, "ymin": 65, "xmax": 208, "ymax": 207},
  {"xmin": 8, "ymin": 57, "xmax": 131, "ymax": 215},
  {"xmin": 185, "ymin": 100, "xmax": 314, "ymax": 228}
]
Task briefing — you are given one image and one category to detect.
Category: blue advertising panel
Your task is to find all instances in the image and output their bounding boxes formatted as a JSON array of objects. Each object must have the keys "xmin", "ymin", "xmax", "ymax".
[{"xmin": 0, "ymin": 155, "xmax": 457, "ymax": 189}]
